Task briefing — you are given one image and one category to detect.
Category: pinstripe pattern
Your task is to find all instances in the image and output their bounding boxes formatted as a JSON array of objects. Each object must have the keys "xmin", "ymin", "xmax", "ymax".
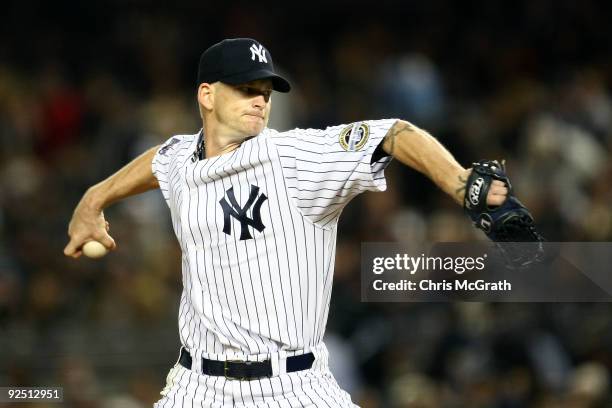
[{"xmin": 151, "ymin": 119, "xmax": 397, "ymax": 406}]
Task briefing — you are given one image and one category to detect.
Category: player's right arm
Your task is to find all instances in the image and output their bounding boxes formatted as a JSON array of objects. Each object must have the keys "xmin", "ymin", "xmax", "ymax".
[
  {"xmin": 381, "ymin": 120, "xmax": 507, "ymax": 206},
  {"xmin": 63, "ymin": 145, "xmax": 160, "ymax": 258}
]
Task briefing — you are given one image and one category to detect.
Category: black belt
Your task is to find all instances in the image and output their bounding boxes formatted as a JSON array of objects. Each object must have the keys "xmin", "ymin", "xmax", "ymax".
[{"xmin": 178, "ymin": 347, "xmax": 315, "ymax": 380}]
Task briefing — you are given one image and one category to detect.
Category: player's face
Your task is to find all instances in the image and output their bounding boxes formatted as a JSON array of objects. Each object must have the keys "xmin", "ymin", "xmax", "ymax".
[{"xmin": 213, "ymin": 79, "xmax": 273, "ymax": 137}]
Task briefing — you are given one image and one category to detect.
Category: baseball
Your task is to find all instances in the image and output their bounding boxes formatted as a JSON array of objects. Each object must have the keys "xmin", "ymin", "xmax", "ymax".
[{"xmin": 82, "ymin": 240, "xmax": 108, "ymax": 258}]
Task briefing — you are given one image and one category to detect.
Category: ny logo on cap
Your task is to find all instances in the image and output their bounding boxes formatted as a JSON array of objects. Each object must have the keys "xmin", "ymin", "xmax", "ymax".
[{"xmin": 250, "ymin": 43, "xmax": 268, "ymax": 63}]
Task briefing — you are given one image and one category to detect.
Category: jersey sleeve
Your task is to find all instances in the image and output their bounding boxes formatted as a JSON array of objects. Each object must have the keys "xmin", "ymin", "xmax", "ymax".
[
  {"xmin": 152, "ymin": 135, "xmax": 193, "ymax": 202},
  {"xmin": 270, "ymin": 119, "xmax": 398, "ymax": 225}
]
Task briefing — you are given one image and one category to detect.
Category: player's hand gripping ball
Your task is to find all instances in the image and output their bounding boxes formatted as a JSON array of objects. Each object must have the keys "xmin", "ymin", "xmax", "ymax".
[{"xmin": 82, "ymin": 241, "xmax": 108, "ymax": 258}]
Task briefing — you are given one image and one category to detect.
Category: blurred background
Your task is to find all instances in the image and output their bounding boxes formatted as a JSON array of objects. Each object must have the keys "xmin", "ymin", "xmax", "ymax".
[{"xmin": 1, "ymin": 0, "xmax": 612, "ymax": 407}]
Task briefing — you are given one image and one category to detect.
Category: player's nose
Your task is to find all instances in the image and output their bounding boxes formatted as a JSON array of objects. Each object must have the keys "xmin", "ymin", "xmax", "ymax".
[{"xmin": 252, "ymin": 95, "xmax": 266, "ymax": 108}]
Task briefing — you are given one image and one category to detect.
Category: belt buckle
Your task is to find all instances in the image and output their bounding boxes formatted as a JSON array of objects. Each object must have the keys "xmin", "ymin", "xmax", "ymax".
[{"xmin": 224, "ymin": 359, "xmax": 250, "ymax": 381}]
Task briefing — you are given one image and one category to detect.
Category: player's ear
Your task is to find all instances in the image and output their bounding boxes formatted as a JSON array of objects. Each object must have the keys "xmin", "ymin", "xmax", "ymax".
[{"xmin": 198, "ymin": 83, "xmax": 214, "ymax": 111}]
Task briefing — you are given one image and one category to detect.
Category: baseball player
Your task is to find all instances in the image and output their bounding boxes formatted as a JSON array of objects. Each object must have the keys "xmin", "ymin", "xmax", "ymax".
[{"xmin": 64, "ymin": 38, "xmax": 510, "ymax": 407}]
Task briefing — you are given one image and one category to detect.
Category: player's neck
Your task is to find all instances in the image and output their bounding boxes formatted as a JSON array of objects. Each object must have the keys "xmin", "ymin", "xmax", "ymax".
[
  {"xmin": 202, "ymin": 122, "xmax": 253, "ymax": 159},
  {"xmin": 205, "ymin": 138, "xmax": 243, "ymax": 158}
]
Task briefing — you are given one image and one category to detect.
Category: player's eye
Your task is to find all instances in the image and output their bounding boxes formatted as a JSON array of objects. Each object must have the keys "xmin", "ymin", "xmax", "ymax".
[
  {"xmin": 260, "ymin": 90, "xmax": 272, "ymax": 101},
  {"xmin": 237, "ymin": 86, "xmax": 272, "ymax": 101}
]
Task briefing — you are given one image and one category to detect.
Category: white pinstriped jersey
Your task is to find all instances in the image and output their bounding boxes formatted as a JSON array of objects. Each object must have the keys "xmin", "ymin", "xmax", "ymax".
[{"xmin": 152, "ymin": 119, "xmax": 397, "ymax": 364}]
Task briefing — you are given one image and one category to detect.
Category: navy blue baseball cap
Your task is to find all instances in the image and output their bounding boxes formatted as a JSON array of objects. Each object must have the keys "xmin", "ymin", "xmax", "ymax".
[{"xmin": 197, "ymin": 38, "xmax": 291, "ymax": 93}]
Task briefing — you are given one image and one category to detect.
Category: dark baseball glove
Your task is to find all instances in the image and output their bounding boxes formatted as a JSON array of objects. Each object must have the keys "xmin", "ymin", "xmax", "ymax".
[{"xmin": 464, "ymin": 160, "xmax": 545, "ymax": 269}]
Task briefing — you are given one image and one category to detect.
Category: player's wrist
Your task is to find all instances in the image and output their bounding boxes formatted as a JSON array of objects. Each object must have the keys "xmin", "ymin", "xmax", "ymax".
[
  {"xmin": 444, "ymin": 167, "xmax": 470, "ymax": 206},
  {"xmin": 83, "ymin": 185, "xmax": 108, "ymax": 212}
]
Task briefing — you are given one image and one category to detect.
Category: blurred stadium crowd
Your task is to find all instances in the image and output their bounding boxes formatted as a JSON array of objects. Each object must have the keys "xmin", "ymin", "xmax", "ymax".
[{"xmin": 1, "ymin": 0, "xmax": 612, "ymax": 407}]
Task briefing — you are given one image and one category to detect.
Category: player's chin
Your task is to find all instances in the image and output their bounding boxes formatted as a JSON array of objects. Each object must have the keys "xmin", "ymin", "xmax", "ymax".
[{"xmin": 242, "ymin": 119, "xmax": 265, "ymax": 135}]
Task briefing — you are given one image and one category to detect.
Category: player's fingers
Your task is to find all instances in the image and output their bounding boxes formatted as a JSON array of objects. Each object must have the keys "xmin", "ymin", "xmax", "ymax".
[
  {"xmin": 486, "ymin": 194, "xmax": 506, "ymax": 206},
  {"xmin": 64, "ymin": 232, "xmax": 81, "ymax": 255},
  {"xmin": 486, "ymin": 185, "xmax": 508, "ymax": 206},
  {"xmin": 489, "ymin": 185, "xmax": 508, "ymax": 196},
  {"xmin": 63, "ymin": 244, "xmax": 74, "ymax": 257},
  {"xmin": 64, "ymin": 239, "xmax": 83, "ymax": 258},
  {"xmin": 94, "ymin": 233, "xmax": 117, "ymax": 251},
  {"xmin": 491, "ymin": 179, "xmax": 506, "ymax": 188}
]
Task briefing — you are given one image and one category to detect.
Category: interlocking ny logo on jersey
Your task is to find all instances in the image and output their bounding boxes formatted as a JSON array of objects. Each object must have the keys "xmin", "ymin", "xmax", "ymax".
[
  {"xmin": 249, "ymin": 44, "xmax": 268, "ymax": 63},
  {"xmin": 219, "ymin": 185, "xmax": 268, "ymax": 240}
]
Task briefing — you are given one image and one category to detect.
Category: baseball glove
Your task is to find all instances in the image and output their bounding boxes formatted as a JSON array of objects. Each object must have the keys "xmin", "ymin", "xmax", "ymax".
[{"xmin": 464, "ymin": 160, "xmax": 545, "ymax": 269}]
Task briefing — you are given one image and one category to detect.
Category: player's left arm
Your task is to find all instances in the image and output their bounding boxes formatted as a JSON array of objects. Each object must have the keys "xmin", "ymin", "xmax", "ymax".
[{"xmin": 380, "ymin": 120, "xmax": 507, "ymax": 205}]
